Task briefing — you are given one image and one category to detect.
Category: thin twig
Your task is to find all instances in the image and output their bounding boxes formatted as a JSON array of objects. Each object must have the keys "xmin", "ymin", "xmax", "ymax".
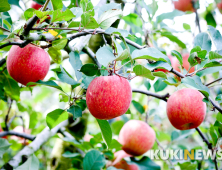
[
  {"xmin": 0, "ymin": 131, "xmax": 35, "ymax": 141},
  {"xmin": 5, "ymin": 99, "xmax": 13, "ymax": 131},
  {"xmin": 192, "ymin": 0, "xmax": 201, "ymax": 33},
  {"xmin": 82, "ymin": 47, "xmax": 101, "ymax": 68},
  {"xmin": 206, "ymin": 77, "xmax": 222, "ymax": 87}
]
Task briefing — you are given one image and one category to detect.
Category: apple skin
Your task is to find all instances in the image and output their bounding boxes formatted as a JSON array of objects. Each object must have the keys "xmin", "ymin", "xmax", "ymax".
[
  {"xmin": 114, "ymin": 160, "xmax": 139, "ymax": 170},
  {"xmin": 7, "ymin": 44, "xmax": 50, "ymax": 86},
  {"xmin": 167, "ymin": 88, "xmax": 206, "ymax": 130},
  {"xmin": 173, "ymin": 0, "xmax": 194, "ymax": 12},
  {"xmin": 119, "ymin": 120, "xmax": 156, "ymax": 156},
  {"xmin": 30, "ymin": 1, "xmax": 42, "ymax": 10},
  {"xmin": 86, "ymin": 75, "xmax": 132, "ymax": 120},
  {"xmin": 217, "ymin": 2, "xmax": 222, "ymax": 14}
]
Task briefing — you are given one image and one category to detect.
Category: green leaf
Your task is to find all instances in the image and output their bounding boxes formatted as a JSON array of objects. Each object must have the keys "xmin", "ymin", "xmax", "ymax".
[
  {"xmin": 98, "ymin": 9, "xmax": 122, "ymax": 29},
  {"xmin": 131, "ymin": 156, "xmax": 161, "ymax": 170},
  {"xmin": 197, "ymin": 66, "xmax": 222, "ymax": 77},
  {"xmin": 52, "ymin": 38, "xmax": 68, "ymax": 50},
  {"xmin": 51, "ymin": 0, "xmax": 63, "ymax": 10},
  {"xmin": 27, "ymin": 80, "xmax": 64, "ymax": 92},
  {"xmin": 98, "ymin": 3, "xmax": 121, "ymax": 16},
  {"xmin": 46, "ymin": 109, "xmax": 68, "ymax": 129},
  {"xmin": 160, "ymin": 32, "xmax": 186, "ymax": 49},
  {"xmin": 210, "ymin": 126, "xmax": 219, "ymax": 146},
  {"xmin": 209, "ymin": 51, "xmax": 222, "ymax": 60},
  {"xmin": 181, "ymin": 75, "xmax": 210, "ymax": 97},
  {"xmin": 178, "ymin": 162, "xmax": 197, "ymax": 170},
  {"xmin": 146, "ymin": 61, "xmax": 172, "ymax": 71},
  {"xmin": 114, "ymin": 49, "xmax": 129, "ymax": 61},
  {"xmin": 80, "ymin": 0, "xmax": 93, "ymax": 12},
  {"xmin": 188, "ymin": 52, "xmax": 198, "ymax": 67},
  {"xmin": 0, "ymin": 0, "xmax": 10, "ymax": 12},
  {"xmin": 15, "ymin": 154, "xmax": 39, "ymax": 170},
  {"xmin": 67, "ymin": 105, "xmax": 82, "ymax": 119},
  {"xmin": 69, "ymin": 51, "xmax": 82, "ymax": 81},
  {"xmin": 132, "ymin": 47, "xmax": 171, "ymax": 64},
  {"xmin": 96, "ymin": 119, "xmax": 112, "ymax": 148},
  {"xmin": 48, "ymin": 47, "xmax": 63, "ymax": 64},
  {"xmin": 35, "ymin": 11, "xmax": 53, "ymax": 19},
  {"xmin": 0, "ymin": 138, "xmax": 11, "ymax": 158},
  {"xmin": 56, "ymin": 66, "xmax": 80, "ymax": 86},
  {"xmin": 96, "ymin": 46, "xmax": 115, "ymax": 66},
  {"xmin": 62, "ymin": 151, "xmax": 80, "ymax": 158},
  {"xmin": 171, "ymin": 50, "xmax": 183, "ymax": 66},
  {"xmin": 81, "ymin": 13, "xmax": 99, "ymax": 29},
  {"xmin": 133, "ymin": 65, "xmax": 155, "ymax": 80},
  {"xmin": 216, "ymin": 112, "xmax": 222, "ymax": 123},
  {"xmin": 216, "ymin": 94, "xmax": 222, "ymax": 104},
  {"xmin": 156, "ymin": 10, "xmax": 184, "ymax": 23},
  {"xmin": 83, "ymin": 150, "xmax": 106, "ymax": 170},
  {"xmin": 203, "ymin": 61, "xmax": 222, "ymax": 68},
  {"xmin": 0, "ymin": 35, "xmax": 7, "ymax": 41},
  {"xmin": 24, "ymin": 8, "xmax": 35, "ymax": 20},
  {"xmin": 132, "ymin": 100, "xmax": 145, "ymax": 114},
  {"xmin": 3, "ymin": 76, "xmax": 20, "ymax": 101},
  {"xmin": 163, "ymin": 77, "xmax": 180, "ymax": 86},
  {"xmin": 80, "ymin": 64, "xmax": 99, "ymax": 76},
  {"xmin": 59, "ymin": 93, "xmax": 69, "ymax": 102},
  {"xmin": 183, "ymin": 23, "xmax": 191, "ymax": 30},
  {"xmin": 111, "ymin": 120, "xmax": 124, "ymax": 135},
  {"xmin": 144, "ymin": 79, "xmax": 151, "ymax": 90},
  {"xmin": 109, "ymin": 139, "xmax": 122, "ymax": 151},
  {"xmin": 152, "ymin": 71, "xmax": 167, "ymax": 79},
  {"xmin": 105, "ymin": 27, "xmax": 130, "ymax": 37},
  {"xmin": 82, "ymin": 75, "xmax": 95, "ymax": 89},
  {"xmin": 194, "ymin": 32, "xmax": 212, "ymax": 52},
  {"xmin": 52, "ymin": 8, "xmax": 75, "ymax": 22},
  {"xmin": 154, "ymin": 78, "xmax": 167, "ymax": 92},
  {"xmin": 208, "ymin": 25, "xmax": 222, "ymax": 51}
]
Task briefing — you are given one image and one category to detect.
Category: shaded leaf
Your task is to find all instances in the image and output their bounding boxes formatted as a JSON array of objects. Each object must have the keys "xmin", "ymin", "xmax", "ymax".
[
  {"xmin": 97, "ymin": 119, "xmax": 112, "ymax": 148},
  {"xmin": 46, "ymin": 109, "xmax": 68, "ymax": 129}
]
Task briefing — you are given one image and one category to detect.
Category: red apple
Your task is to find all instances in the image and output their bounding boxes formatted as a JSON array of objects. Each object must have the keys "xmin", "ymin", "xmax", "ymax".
[
  {"xmin": 0, "ymin": 126, "xmax": 7, "ymax": 139},
  {"xmin": 167, "ymin": 88, "xmax": 206, "ymax": 130},
  {"xmin": 217, "ymin": 1, "xmax": 222, "ymax": 13},
  {"xmin": 7, "ymin": 44, "xmax": 50, "ymax": 86},
  {"xmin": 11, "ymin": 126, "xmax": 31, "ymax": 145},
  {"xmin": 119, "ymin": 120, "xmax": 156, "ymax": 156},
  {"xmin": 114, "ymin": 159, "xmax": 139, "ymax": 170},
  {"xmin": 173, "ymin": 0, "xmax": 194, "ymax": 12},
  {"xmin": 30, "ymin": 1, "xmax": 42, "ymax": 10},
  {"xmin": 86, "ymin": 75, "xmax": 132, "ymax": 120}
]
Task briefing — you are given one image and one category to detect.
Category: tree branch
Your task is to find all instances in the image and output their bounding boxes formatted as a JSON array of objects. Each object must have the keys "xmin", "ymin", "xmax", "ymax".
[
  {"xmin": 205, "ymin": 77, "xmax": 222, "ymax": 87},
  {"xmin": 2, "ymin": 120, "xmax": 69, "ymax": 169},
  {"xmin": 132, "ymin": 89, "xmax": 169, "ymax": 102},
  {"xmin": 192, "ymin": 0, "xmax": 201, "ymax": 33},
  {"xmin": 82, "ymin": 47, "xmax": 101, "ymax": 68},
  {"xmin": 0, "ymin": 131, "xmax": 35, "ymax": 141},
  {"xmin": 196, "ymin": 127, "xmax": 218, "ymax": 170}
]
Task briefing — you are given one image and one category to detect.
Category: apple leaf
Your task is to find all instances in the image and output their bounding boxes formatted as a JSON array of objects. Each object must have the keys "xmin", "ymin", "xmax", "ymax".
[
  {"xmin": 130, "ymin": 156, "xmax": 161, "ymax": 170},
  {"xmin": 105, "ymin": 27, "xmax": 131, "ymax": 38},
  {"xmin": 163, "ymin": 77, "xmax": 180, "ymax": 86},
  {"xmin": 156, "ymin": 10, "xmax": 184, "ymax": 23},
  {"xmin": 160, "ymin": 32, "xmax": 186, "ymax": 49},
  {"xmin": 132, "ymin": 47, "xmax": 171, "ymax": 64},
  {"xmin": 178, "ymin": 162, "xmax": 197, "ymax": 170},
  {"xmin": 51, "ymin": 0, "xmax": 63, "ymax": 10},
  {"xmin": 24, "ymin": 8, "xmax": 35, "ymax": 20},
  {"xmin": 0, "ymin": 138, "xmax": 11, "ymax": 158},
  {"xmin": 132, "ymin": 100, "xmax": 145, "ymax": 114},
  {"xmin": 208, "ymin": 26, "xmax": 222, "ymax": 51},
  {"xmin": 146, "ymin": 61, "xmax": 172, "ymax": 71},
  {"xmin": 114, "ymin": 49, "xmax": 129, "ymax": 61},
  {"xmin": 0, "ymin": 0, "xmax": 10, "ymax": 12},
  {"xmin": 209, "ymin": 51, "xmax": 222, "ymax": 60},
  {"xmin": 133, "ymin": 65, "xmax": 155, "ymax": 80},
  {"xmin": 98, "ymin": 9, "xmax": 122, "ymax": 29},
  {"xmin": 203, "ymin": 61, "xmax": 222, "ymax": 68},
  {"xmin": 67, "ymin": 105, "xmax": 82, "ymax": 119},
  {"xmin": 82, "ymin": 75, "xmax": 95, "ymax": 89},
  {"xmin": 181, "ymin": 76, "xmax": 210, "ymax": 97},
  {"xmin": 52, "ymin": 9, "xmax": 76, "ymax": 22},
  {"xmin": 15, "ymin": 154, "xmax": 39, "ymax": 170},
  {"xmin": 144, "ymin": 79, "xmax": 151, "ymax": 90},
  {"xmin": 80, "ymin": 64, "xmax": 99, "ymax": 76},
  {"xmin": 96, "ymin": 46, "xmax": 115, "ymax": 66},
  {"xmin": 96, "ymin": 119, "xmax": 112, "ymax": 148},
  {"xmin": 52, "ymin": 38, "xmax": 68, "ymax": 50},
  {"xmin": 109, "ymin": 139, "xmax": 122, "ymax": 151},
  {"xmin": 62, "ymin": 152, "xmax": 80, "ymax": 158},
  {"xmin": 111, "ymin": 120, "xmax": 124, "ymax": 135},
  {"xmin": 46, "ymin": 109, "xmax": 68, "ymax": 129},
  {"xmin": 48, "ymin": 47, "xmax": 63, "ymax": 64},
  {"xmin": 69, "ymin": 51, "xmax": 82, "ymax": 81},
  {"xmin": 194, "ymin": 33, "xmax": 212, "ymax": 52},
  {"xmin": 35, "ymin": 11, "xmax": 53, "ymax": 19},
  {"xmin": 171, "ymin": 50, "xmax": 183, "ymax": 66},
  {"xmin": 81, "ymin": 13, "xmax": 99, "ymax": 29},
  {"xmin": 152, "ymin": 72, "xmax": 167, "ymax": 79},
  {"xmin": 154, "ymin": 78, "xmax": 167, "ymax": 92},
  {"xmin": 27, "ymin": 80, "xmax": 65, "ymax": 92},
  {"xmin": 83, "ymin": 150, "xmax": 106, "ymax": 170},
  {"xmin": 3, "ymin": 76, "xmax": 20, "ymax": 101}
]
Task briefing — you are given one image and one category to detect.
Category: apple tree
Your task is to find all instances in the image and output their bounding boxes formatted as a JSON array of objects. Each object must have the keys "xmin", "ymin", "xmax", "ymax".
[{"xmin": 0, "ymin": 0, "xmax": 222, "ymax": 169}]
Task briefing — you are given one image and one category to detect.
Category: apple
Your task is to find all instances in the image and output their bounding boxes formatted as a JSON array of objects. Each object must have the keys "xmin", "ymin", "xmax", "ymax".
[
  {"xmin": 173, "ymin": 0, "xmax": 194, "ymax": 12},
  {"xmin": 11, "ymin": 126, "xmax": 31, "ymax": 145},
  {"xmin": 30, "ymin": 1, "xmax": 42, "ymax": 10},
  {"xmin": 7, "ymin": 44, "xmax": 50, "ymax": 86},
  {"xmin": 119, "ymin": 120, "xmax": 156, "ymax": 156},
  {"xmin": 86, "ymin": 75, "xmax": 132, "ymax": 120},
  {"xmin": 114, "ymin": 159, "xmax": 139, "ymax": 170},
  {"xmin": 217, "ymin": 1, "xmax": 222, "ymax": 14},
  {"xmin": 167, "ymin": 88, "xmax": 206, "ymax": 130}
]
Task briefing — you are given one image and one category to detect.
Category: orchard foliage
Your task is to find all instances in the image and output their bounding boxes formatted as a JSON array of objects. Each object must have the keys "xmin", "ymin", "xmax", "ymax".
[{"xmin": 1, "ymin": 0, "xmax": 222, "ymax": 170}]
